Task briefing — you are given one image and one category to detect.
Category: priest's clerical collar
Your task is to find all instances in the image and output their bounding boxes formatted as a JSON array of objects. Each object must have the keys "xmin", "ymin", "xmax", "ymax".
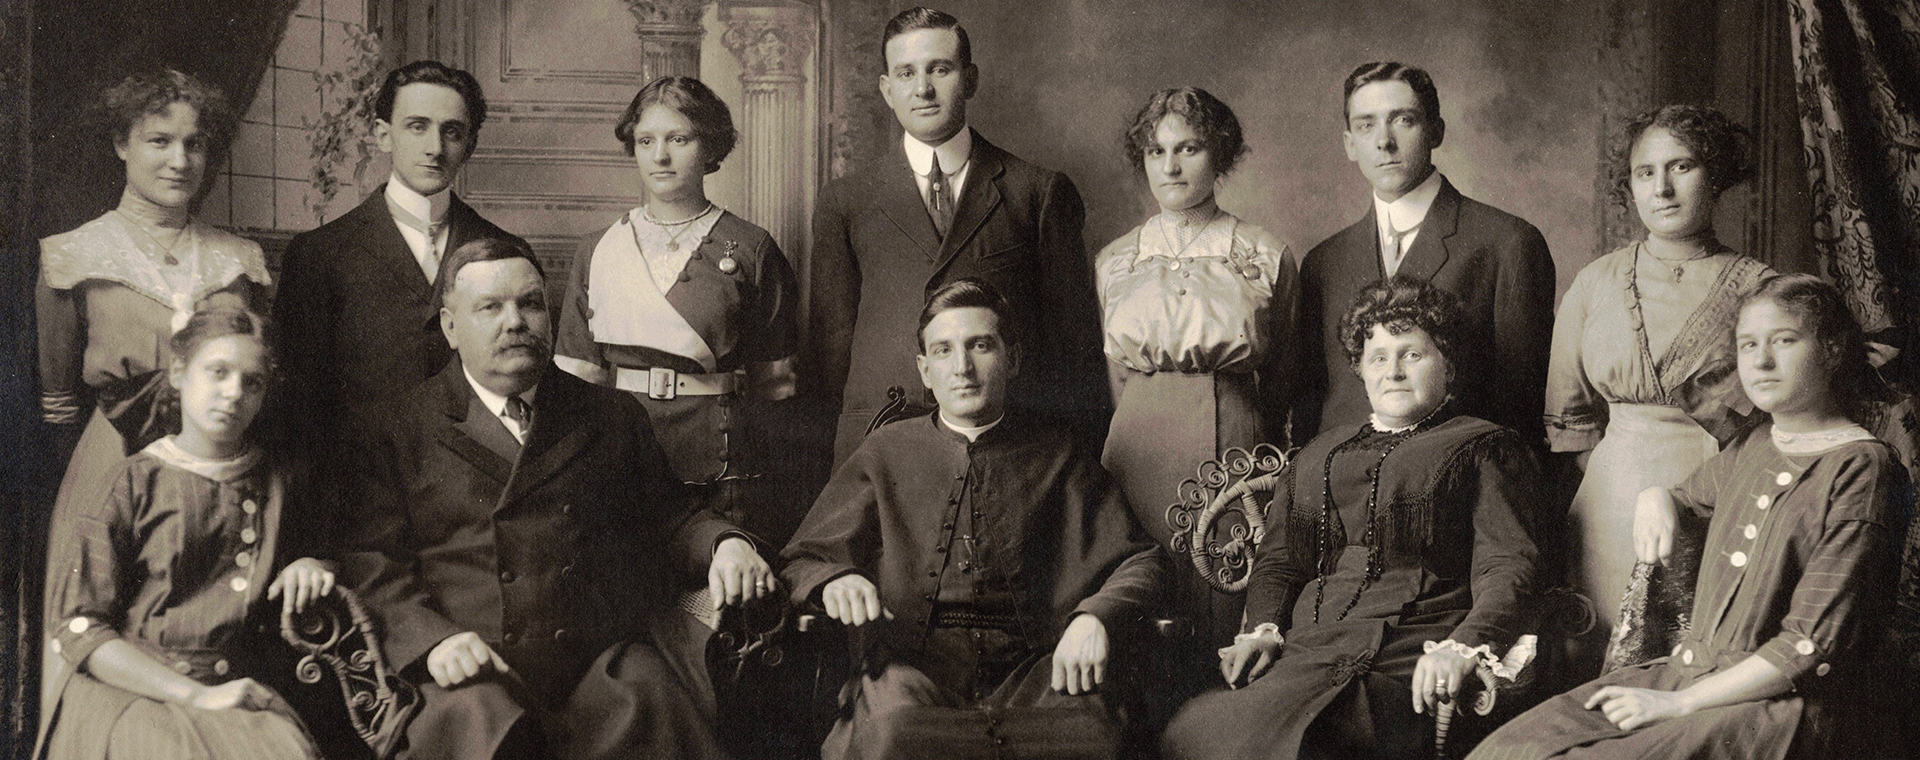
[
  {"xmin": 387, "ymin": 172, "xmax": 450, "ymax": 226},
  {"xmin": 939, "ymin": 410, "xmax": 1001, "ymax": 442}
]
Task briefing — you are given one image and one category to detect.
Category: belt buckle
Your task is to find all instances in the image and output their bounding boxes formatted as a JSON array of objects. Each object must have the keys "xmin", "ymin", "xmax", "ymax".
[{"xmin": 648, "ymin": 367, "xmax": 676, "ymax": 400}]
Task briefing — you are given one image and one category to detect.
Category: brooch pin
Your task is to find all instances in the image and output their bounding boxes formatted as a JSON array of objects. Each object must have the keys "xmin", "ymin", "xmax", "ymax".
[{"xmin": 718, "ymin": 240, "xmax": 740, "ymax": 274}]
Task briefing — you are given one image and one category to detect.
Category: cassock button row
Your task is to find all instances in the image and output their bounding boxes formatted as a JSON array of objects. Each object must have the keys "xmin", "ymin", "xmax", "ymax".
[
  {"xmin": 1730, "ymin": 552, "xmax": 1748, "ymax": 568},
  {"xmin": 1796, "ymin": 639, "xmax": 1817, "ymax": 656},
  {"xmin": 1776, "ymin": 472, "xmax": 1793, "ymax": 486},
  {"xmin": 500, "ymin": 571, "xmax": 517, "ymax": 583},
  {"xmin": 1744, "ymin": 524, "xmax": 1758, "ymax": 540},
  {"xmin": 1757, "ymin": 494, "xmax": 1772, "ymax": 510},
  {"xmin": 928, "ymin": 571, "xmax": 937, "ymax": 577},
  {"xmin": 241, "ymin": 528, "xmax": 257, "ymax": 544},
  {"xmin": 504, "ymin": 632, "xmax": 519, "ymax": 644},
  {"xmin": 242, "ymin": 499, "xmax": 258, "ymax": 515},
  {"xmin": 553, "ymin": 629, "xmax": 568, "ymax": 641},
  {"xmin": 231, "ymin": 577, "xmax": 249, "ymax": 592}
]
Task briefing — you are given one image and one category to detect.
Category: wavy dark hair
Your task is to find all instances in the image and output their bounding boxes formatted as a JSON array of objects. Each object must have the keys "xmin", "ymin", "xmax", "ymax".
[
  {"xmin": 1342, "ymin": 61, "xmax": 1441, "ymax": 124},
  {"xmin": 918, "ymin": 278, "xmax": 1018, "ymax": 352},
  {"xmin": 1339, "ymin": 275, "xmax": 1464, "ymax": 374},
  {"xmin": 1608, "ymin": 104, "xmax": 1753, "ymax": 209},
  {"xmin": 613, "ymin": 76, "xmax": 737, "ymax": 174},
  {"xmin": 101, "ymin": 69, "xmax": 234, "ymax": 154},
  {"xmin": 1735, "ymin": 273, "xmax": 1889, "ymax": 423},
  {"xmin": 373, "ymin": 60, "xmax": 488, "ymax": 132},
  {"xmin": 1123, "ymin": 87, "xmax": 1248, "ymax": 179},
  {"xmin": 882, "ymin": 7, "xmax": 971, "ymax": 68}
]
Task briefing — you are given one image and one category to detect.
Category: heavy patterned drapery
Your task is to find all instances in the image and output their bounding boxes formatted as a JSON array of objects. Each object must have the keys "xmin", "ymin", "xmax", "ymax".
[{"xmin": 1786, "ymin": 0, "xmax": 1920, "ymax": 375}]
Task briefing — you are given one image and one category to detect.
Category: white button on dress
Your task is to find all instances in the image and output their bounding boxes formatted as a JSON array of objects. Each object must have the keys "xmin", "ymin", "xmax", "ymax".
[
  {"xmin": 1757, "ymin": 494, "xmax": 1772, "ymax": 509},
  {"xmin": 230, "ymin": 577, "xmax": 249, "ymax": 592},
  {"xmin": 1744, "ymin": 524, "xmax": 1759, "ymax": 540},
  {"xmin": 1730, "ymin": 552, "xmax": 1748, "ymax": 567},
  {"xmin": 1776, "ymin": 472, "xmax": 1792, "ymax": 486},
  {"xmin": 1796, "ymin": 639, "xmax": 1816, "ymax": 656}
]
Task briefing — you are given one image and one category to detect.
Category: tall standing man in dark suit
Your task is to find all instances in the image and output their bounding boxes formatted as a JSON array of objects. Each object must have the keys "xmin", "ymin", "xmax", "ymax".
[
  {"xmin": 342, "ymin": 238, "xmax": 776, "ymax": 759},
  {"xmin": 273, "ymin": 60, "xmax": 527, "ymax": 467},
  {"xmin": 805, "ymin": 7, "xmax": 1108, "ymax": 467},
  {"xmin": 1296, "ymin": 62, "xmax": 1556, "ymax": 443}
]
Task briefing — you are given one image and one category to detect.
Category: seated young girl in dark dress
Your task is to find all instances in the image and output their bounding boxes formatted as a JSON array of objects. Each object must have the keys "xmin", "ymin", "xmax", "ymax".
[
  {"xmin": 1468, "ymin": 273, "xmax": 1912, "ymax": 759},
  {"xmin": 41, "ymin": 308, "xmax": 337, "ymax": 760}
]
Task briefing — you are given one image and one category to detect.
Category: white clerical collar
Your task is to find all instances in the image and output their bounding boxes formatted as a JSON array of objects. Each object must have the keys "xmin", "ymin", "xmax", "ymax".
[
  {"xmin": 1373, "ymin": 169, "xmax": 1443, "ymax": 234},
  {"xmin": 386, "ymin": 173, "xmax": 451, "ymax": 226},
  {"xmin": 939, "ymin": 410, "xmax": 1001, "ymax": 442},
  {"xmin": 904, "ymin": 127, "xmax": 973, "ymax": 179},
  {"xmin": 462, "ymin": 364, "xmax": 538, "ymax": 419}
]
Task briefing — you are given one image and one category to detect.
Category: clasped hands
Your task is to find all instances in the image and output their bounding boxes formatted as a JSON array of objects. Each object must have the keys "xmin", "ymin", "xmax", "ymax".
[
  {"xmin": 428, "ymin": 537, "xmax": 776, "ymax": 689},
  {"xmin": 817, "ymin": 574, "xmax": 1110, "ymax": 695}
]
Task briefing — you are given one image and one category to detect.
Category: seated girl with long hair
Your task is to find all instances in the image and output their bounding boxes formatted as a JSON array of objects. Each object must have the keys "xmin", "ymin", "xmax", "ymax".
[{"xmin": 1469, "ymin": 273, "xmax": 1910, "ymax": 759}]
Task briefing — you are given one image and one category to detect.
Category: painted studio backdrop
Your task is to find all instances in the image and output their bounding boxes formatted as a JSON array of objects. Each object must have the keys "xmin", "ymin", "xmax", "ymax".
[{"xmin": 1, "ymin": 0, "xmax": 1916, "ymax": 756}]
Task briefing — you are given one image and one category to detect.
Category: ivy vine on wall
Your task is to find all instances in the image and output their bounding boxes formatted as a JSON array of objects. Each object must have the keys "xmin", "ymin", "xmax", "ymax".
[{"xmin": 303, "ymin": 21, "xmax": 383, "ymax": 224}]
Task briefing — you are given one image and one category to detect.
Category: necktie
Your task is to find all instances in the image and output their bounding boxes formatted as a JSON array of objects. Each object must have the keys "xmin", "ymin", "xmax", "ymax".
[
  {"xmin": 503, "ymin": 394, "xmax": 533, "ymax": 444},
  {"xmin": 385, "ymin": 194, "xmax": 446, "ymax": 283},
  {"xmin": 1384, "ymin": 221, "xmax": 1420, "ymax": 276},
  {"xmin": 926, "ymin": 153, "xmax": 954, "ymax": 237}
]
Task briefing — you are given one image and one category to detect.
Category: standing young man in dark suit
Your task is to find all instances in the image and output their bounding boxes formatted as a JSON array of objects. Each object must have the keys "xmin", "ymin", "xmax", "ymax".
[
  {"xmin": 272, "ymin": 60, "xmax": 527, "ymax": 465},
  {"xmin": 342, "ymin": 238, "xmax": 775, "ymax": 759},
  {"xmin": 1296, "ymin": 62, "xmax": 1556, "ymax": 444},
  {"xmin": 805, "ymin": 7, "xmax": 1108, "ymax": 467}
]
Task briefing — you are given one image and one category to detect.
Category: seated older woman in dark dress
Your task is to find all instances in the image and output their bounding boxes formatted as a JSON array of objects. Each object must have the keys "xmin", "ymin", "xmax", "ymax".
[{"xmin": 1161, "ymin": 275, "xmax": 1542, "ymax": 760}]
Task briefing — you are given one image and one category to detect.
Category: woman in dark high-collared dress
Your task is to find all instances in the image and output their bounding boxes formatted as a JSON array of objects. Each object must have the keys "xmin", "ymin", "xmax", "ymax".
[
  {"xmin": 553, "ymin": 76, "xmax": 798, "ymax": 542},
  {"xmin": 1162, "ymin": 276, "xmax": 1540, "ymax": 760},
  {"xmin": 1469, "ymin": 274, "xmax": 1910, "ymax": 760}
]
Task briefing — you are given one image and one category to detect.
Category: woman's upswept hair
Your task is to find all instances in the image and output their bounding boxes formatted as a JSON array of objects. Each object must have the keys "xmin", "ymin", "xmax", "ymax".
[
  {"xmin": 101, "ymin": 69, "xmax": 234, "ymax": 153},
  {"xmin": 1608, "ymin": 104, "xmax": 1753, "ymax": 209},
  {"xmin": 1123, "ymin": 87, "xmax": 1249, "ymax": 178},
  {"xmin": 1735, "ymin": 273, "xmax": 1889, "ymax": 423},
  {"xmin": 1339, "ymin": 275, "xmax": 1464, "ymax": 373}
]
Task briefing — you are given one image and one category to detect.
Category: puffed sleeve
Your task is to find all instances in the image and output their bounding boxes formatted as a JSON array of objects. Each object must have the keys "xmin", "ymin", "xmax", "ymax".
[
  {"xmin": 743, "ymin": 232, "xmax": 799, "ymax": 401},
  {"xmin": 1753, "ymin": 446, "xmax": 1906, "ymax": 686},
  {"xmin": 553, "ymin": 233, "xmax": 611, "ymax": 386},
  {"xmin": 48, "ymin": 458, "xmax": 144, "ymax": 667},
  {"xmin": 1544, "ymin": 262, "xmax": 1604, "ymax": 453},
  {"xmin": 1449, "ymin": 432, "xmax": 1543, "ymax": 650},
  {"xmin": 36, "ymin": 253, "xmax": 87, "ymax": 425}
]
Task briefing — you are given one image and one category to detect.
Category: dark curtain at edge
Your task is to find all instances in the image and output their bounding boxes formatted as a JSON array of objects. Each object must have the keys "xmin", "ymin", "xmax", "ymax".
[
  {"xmin": 1785, "ymin": 0, "xmax": 1920, "ymax": 381},
  {"xmin": 2, "ymin": 1, "xmax": 297, "ymax": 756}
]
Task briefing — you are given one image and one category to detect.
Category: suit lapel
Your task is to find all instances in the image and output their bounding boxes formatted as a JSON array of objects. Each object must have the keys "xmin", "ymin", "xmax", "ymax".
[
  {"xmin": 933, "ymin": 135, "xmax": 1004, "ymax": 273},
  {"xmin": 1394, "ymin": 178, "xmax": 1459, "ymax": 281},
  {"xmin": 356, "ymin": 185, "xmax": 436, "ymax": 302},
  {"xmin": 501, "ymin": 366, "xmax": 598, "ymax": 506},
  {"xmin": 875, "ymin": 147, "xmax": 943, "ymax": 260},
  {"xmin": 430, "ymin": 365, "xmax": 515, "ymax": 485}
]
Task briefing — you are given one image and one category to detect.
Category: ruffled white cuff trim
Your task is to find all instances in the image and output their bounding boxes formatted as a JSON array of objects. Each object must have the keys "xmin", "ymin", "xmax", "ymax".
[
  {"xmin": 1231, "ymin": 622, "xmax": 1284, "ymax": 647},
  {"xmin": 1423, "ymin": 638, "xmax": 1530, "ymax": 680}
]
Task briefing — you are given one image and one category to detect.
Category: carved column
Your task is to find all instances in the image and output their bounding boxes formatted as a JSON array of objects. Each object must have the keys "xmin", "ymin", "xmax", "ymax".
[
  {"xmin": 626, "ymin": 0, "xmax": 707, "ymax": 81},
  {"xmin": 722, "ymin": 5, "xmax": 815, "ymax": 259}
]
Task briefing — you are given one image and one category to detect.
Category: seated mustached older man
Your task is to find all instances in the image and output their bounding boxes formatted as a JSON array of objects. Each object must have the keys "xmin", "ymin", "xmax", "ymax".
[{"xmin": 781, "ymin": 278, "xmax": 1166, "ymax": 759}]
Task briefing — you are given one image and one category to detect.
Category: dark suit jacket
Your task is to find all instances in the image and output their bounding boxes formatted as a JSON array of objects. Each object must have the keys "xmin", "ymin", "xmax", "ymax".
[
  {"xmin": 271, "ymin": 186, "xmax": 527, "ymax": 453},
  {"xmin": 803, "ymin": 131, "xmax": 1108, "ymax": 464},
  {"xmin": 1296, "ymin": 177, "xmax": 1556, "ymax": 444},
  {"xmin": 340, "ymin": 362, "xmax": 735, "ymax": 701}
]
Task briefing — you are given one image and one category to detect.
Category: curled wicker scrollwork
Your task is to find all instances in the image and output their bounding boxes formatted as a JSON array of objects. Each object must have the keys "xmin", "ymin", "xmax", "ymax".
[
  {"xmin": 1166, "ymin": 444, "xmax": 1289, "ymax": 593},
  {"xmin": 280, "ymin": 586, "xmax": 421, "ymax": 760}
]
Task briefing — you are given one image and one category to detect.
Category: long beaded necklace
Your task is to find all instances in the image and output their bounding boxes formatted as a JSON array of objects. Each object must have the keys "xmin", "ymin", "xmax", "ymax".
[
  {"xmin": 1311, "ymin": 401, "xmax": 1448, "ymax": 624},
  {"xmin": 640, "ymin": 202, "xmax": 715, "ymax": 252}
]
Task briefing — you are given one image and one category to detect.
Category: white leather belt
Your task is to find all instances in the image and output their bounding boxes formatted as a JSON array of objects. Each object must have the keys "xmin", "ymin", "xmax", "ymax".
[{"xmin": 614, "ymin": 367, "xmax": 743, "ymax": 400}]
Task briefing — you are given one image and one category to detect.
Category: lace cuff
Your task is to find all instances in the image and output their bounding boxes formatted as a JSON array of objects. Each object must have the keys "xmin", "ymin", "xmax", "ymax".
[
  {"xmin": 1229, "ymin": 622, "xmax": 1284, "ymax": 648},
  {"xmin": 1423, "ymin": 638, "xmax": 1523, "ymax": 680}
]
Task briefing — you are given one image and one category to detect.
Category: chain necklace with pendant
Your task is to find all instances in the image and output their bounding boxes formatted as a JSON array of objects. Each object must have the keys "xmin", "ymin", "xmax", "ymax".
[
  {"xmin": 114, "ymin": 209, "xmax": 189, "ymax": 265},
  {"xmin": 1642, "ymin": 239, "xmax": 1716, "ymax": 282},
  {"xmin": 641, "ymin": 202, "xmax": 715, "ymax": 252}
]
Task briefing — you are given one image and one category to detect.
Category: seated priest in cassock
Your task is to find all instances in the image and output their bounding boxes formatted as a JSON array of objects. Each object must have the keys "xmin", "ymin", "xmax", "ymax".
[
  {"xmin": 781, "ymin": 278, "xmax": 1167, "ymax": 760},
  {"xmin": 340, "ymin": 237, "xmax": 777, "ymax": 760}
]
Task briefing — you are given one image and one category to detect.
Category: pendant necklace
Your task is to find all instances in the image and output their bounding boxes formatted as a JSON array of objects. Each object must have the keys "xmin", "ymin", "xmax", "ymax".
[
  {"xmin": 1642, "ymin": 239, "xmax": 1715, "ymax": 282},
  {"xmin": 115, "ymin": 209, "xmax": 188, "ymax": 266},
  {"xmin": 641, "ymin": 202, "xmax": 715, "ymax": 252}
]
